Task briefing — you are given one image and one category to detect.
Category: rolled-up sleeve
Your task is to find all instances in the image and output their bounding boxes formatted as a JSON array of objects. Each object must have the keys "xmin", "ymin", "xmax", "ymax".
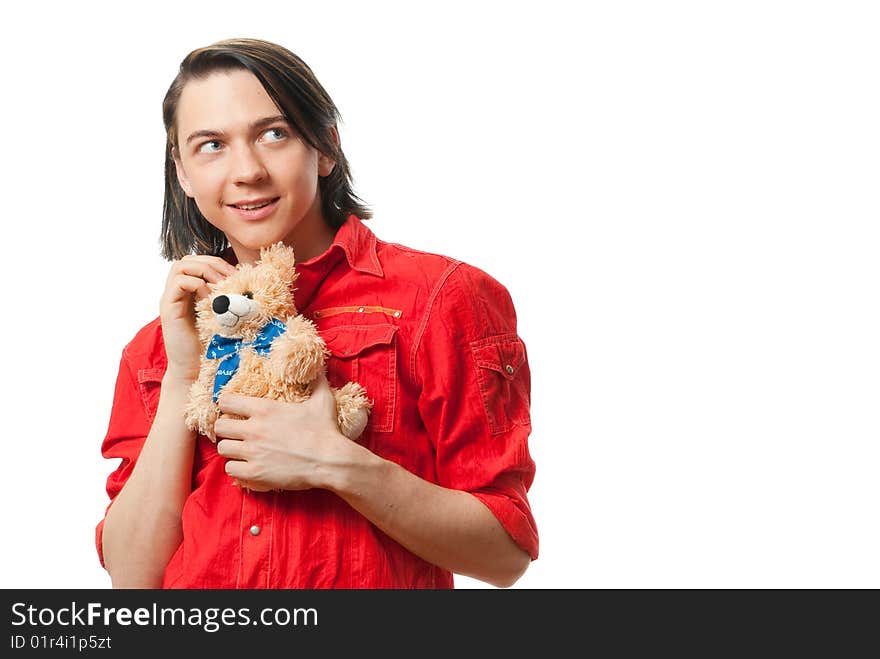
[
  {"xmin": 94, "ymin": 348, "xmax": 152, "ymax": 568},
  {"xmin": 415, "ymin": 263, "xmax": 538, "ymax": 559}
]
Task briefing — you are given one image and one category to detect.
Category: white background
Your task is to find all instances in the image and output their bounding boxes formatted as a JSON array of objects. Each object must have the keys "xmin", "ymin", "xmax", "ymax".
[{"xmin": 1, "ymin": 1, "xmax": 878, "ymax": 589}]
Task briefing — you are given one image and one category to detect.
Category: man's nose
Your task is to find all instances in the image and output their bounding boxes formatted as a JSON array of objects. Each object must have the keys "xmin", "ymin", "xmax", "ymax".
[{"xmin": 230, "ymin": 145, "xmax": 268, "ymax": 183}]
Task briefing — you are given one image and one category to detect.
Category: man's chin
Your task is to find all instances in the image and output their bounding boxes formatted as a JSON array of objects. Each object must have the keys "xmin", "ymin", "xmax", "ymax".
[{"xmin": 229, "ymin": 232, "xmax": 287, "ymax": 253}]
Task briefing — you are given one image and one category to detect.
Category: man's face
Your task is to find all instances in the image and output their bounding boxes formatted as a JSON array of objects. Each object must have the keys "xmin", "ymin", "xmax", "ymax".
[{"xmin": 173, "ymin": 69, "xmax": 334, "ymax": 263}]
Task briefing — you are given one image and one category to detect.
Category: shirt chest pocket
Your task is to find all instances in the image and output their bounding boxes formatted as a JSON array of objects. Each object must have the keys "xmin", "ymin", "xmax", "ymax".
[{"xmin": 321, "ymin": 324, "xmax": 399, "ymax": 434}]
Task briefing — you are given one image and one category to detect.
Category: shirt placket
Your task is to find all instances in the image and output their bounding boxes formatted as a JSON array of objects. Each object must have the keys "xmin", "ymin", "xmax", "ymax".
[{"xmin": 237, "ymin": 490, "xmax": 275, "ymax": 588}]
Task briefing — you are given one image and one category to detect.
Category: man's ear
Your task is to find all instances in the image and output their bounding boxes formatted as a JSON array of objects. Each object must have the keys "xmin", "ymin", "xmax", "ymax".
[
  {"xmin": 172, "ymin": 147, "xmax": 195, "ymax": 197},
  {"xmin": 318, "ymin": 127, "xmax": 338, "ymax": 177}
]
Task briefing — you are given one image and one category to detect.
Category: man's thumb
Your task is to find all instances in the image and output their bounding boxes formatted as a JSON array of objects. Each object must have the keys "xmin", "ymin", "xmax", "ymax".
[{"xmin": 311, "ymin": 369, "xmax": 331, "ymax": 397}]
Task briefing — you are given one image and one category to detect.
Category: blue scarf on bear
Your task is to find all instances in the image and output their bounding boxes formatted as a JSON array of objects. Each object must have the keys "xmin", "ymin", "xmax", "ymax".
[{"xmin": 206, "ymin": 317, "xmax": 287, "ymax": 402}]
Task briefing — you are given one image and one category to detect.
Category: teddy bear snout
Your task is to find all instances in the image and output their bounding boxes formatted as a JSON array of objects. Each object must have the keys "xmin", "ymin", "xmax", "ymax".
[{"xmin": 212, "ymin": 293, "xmax": 255, "ymax": 328}]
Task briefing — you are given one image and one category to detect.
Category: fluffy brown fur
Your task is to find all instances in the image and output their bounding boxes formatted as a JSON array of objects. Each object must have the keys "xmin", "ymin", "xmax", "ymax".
[{"xmin": 183, "ymin": 242, "xmax": 371, "ymax": 442}]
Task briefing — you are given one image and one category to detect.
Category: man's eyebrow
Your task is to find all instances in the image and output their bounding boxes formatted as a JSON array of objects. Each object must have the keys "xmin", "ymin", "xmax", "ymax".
[{"xmin": 185, "ymin": 115, "xmax": 289, "ymax": 145}]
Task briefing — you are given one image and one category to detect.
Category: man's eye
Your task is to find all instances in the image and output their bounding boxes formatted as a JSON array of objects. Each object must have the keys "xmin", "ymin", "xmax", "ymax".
[
  {"xmin": 262, "ymin": 127, "xmax": 287, "ymax": 142},
  {"xmin": 243, "ymin": 292, "xmax": 253, "ymax": 299},
  {"xmin": 198, "ymin": 140, "xmax": 222, "ymax": 154}
]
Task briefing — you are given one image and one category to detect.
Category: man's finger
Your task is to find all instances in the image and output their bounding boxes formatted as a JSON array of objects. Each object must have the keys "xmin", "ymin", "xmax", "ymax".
[
  {"xmin": 216, "ymin": 438, "xmax": 247, "ymax": 459},
  {"xmin": 311, "ymin": 370, "xmax": 331, "ymax": 396},
  {"xmin": 224, "ymin": 459, "xmax": 249, "ymax": 480},
  {"xmin": 217, "ymin": 393, "xmax": 263, "ymax": 417},
  {"xmin": 214, "ymin": 416, "xmax": 249, "ymax": 440}
]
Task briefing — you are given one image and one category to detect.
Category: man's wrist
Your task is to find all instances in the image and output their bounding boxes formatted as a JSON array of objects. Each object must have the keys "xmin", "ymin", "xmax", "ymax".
[
  {"xmin": 162, "ymin": 370, "xmax": 197, "ymax": 390},
  {"xmin": 320, "ymin": 435, "xmax": 385, "ymax": 496}
]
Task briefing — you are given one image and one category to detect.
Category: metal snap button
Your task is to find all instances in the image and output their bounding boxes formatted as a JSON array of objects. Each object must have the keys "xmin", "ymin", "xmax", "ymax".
[
  {"xmin": 505, "ymin": 364, "xmax": 514, "ymax": 375},
  {"xmin": 249, "ymin": 525, "xmax": 261, "ymax": 536}
]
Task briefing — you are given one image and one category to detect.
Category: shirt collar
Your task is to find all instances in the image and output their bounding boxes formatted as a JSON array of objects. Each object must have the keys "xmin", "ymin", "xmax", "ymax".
[
  {"xmin": 322, "ymin": 214, "xmax": 384, "ymax": 277},
  {"xmin": 219, "ymin": 214, "xmax": 383, "ymax": 277}
]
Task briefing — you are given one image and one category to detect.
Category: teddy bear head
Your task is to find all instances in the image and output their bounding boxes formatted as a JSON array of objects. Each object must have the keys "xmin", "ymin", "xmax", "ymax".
[{"xmin": 194, "ymin": 242, "xmax": 298, "ymax": 344}]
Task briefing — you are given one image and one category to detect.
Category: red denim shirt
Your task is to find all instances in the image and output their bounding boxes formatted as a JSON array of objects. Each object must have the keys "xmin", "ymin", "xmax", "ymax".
[{"xmin": 96, "ymin": 215, "xmax": 538, "ymax": 588}]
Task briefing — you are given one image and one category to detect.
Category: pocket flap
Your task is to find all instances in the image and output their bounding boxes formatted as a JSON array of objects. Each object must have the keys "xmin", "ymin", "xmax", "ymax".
[
  {"xmin": 470, "ymin": 335, "xmax": 526, "ymax": 381},
  {"xmin": 137, "ymin": 367, "xmax": 165, "ymax": 384},
  {"xmin": 322, "ymin": 324, "xmax": 399, "ymax": 358}
]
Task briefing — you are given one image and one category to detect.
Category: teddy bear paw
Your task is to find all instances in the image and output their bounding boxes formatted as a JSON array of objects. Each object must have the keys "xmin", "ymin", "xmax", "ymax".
[
  {"xmin": 268, "ymin": 328, "xmax": 328, "ymax": 385},
  {"xmin": 334, "ymin": 382, "xmax": 373, "ymax": 440}
]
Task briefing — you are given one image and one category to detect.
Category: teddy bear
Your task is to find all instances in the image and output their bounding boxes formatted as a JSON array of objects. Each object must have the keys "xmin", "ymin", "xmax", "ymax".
[{"xmin": 182, "ymin": 242, "xmax": 372, "ymax": 443}]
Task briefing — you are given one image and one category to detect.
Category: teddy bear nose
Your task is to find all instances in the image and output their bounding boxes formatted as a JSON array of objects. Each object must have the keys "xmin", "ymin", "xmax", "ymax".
[{"xmin": 212, "ymin": 295, "xmax": 230, "ymax": 314}]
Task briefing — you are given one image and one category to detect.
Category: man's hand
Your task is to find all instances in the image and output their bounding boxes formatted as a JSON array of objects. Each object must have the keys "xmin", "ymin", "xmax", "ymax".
[{"xmin": 214, "ymin": 373, "xmax": 352, "ymax": 492}]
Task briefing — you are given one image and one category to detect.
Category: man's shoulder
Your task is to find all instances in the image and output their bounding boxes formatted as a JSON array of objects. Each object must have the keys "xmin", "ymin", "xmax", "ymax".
[
  {"xmin": 376, "ymin": 239, "xmax": 518, "ymax": 324},
  {"xmin": 376, "ymin": 237, "xmax": 460, "ymax": 273},
  {"xmin": 375, "ymin": 238, "xmax": 504, "ymax": 291}
]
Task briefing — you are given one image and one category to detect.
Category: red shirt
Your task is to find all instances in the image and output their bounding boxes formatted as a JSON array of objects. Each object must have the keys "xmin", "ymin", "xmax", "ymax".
[{"xmin": 96, "ymin": 215, "xmax": 538, "ymax": 588}]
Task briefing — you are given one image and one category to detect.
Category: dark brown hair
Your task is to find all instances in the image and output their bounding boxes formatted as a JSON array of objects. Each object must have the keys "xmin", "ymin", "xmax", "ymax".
[{"xmin": 160, "ymin": 38, "xmax": 371, "ymax": 260}]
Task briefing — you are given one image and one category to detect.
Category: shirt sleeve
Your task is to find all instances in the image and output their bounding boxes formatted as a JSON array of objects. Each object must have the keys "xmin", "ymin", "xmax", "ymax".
[
  {"xmin": 94, "ymin": 348, "xmax": 153, "ymax": 568},
  {"xmin": 415, "ymin": 263, "xmax": 538, "ymax": 560}
]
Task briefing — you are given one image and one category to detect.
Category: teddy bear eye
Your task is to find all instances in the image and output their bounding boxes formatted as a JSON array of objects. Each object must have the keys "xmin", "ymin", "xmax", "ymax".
[{"xmin": 243, "ymin": 292, "xmax": 253, "ymax": 299}]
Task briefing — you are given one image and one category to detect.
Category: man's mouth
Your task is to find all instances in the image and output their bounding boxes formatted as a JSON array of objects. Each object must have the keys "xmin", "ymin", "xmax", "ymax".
[
  {"xmin": 228, "ymin": 197, "xmax": 280, "ymax": 210},
  {"xmin": 227, "ymin": 197, "xmax": 281, "ymax": 220}
]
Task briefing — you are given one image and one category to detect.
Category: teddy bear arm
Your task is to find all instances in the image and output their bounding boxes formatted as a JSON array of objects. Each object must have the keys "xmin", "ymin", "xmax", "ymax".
[
  {"xmin": 268, "ymin": 315, "xmax": 329, "ymax": 385},
  {"xmin": 183, "ymin": 357, "xmax": 221, "ymax": 441}
]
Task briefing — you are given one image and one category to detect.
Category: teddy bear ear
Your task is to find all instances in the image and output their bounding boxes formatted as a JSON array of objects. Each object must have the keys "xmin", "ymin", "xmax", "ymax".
[{"xmin": 258, "ymin": 242, "xmax": 297, "ymax": 281}]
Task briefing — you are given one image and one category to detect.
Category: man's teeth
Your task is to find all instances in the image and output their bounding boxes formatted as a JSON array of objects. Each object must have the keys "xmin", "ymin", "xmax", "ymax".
[{"xmin": 235, "ymin": 200, "xmax": 274, "ymax": 210}]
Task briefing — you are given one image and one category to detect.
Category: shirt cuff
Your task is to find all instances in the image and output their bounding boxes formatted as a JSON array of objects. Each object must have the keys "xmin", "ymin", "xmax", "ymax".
[{"xmin": 471, "ymin": 491, "xmax": 539, "ymax": 561}]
